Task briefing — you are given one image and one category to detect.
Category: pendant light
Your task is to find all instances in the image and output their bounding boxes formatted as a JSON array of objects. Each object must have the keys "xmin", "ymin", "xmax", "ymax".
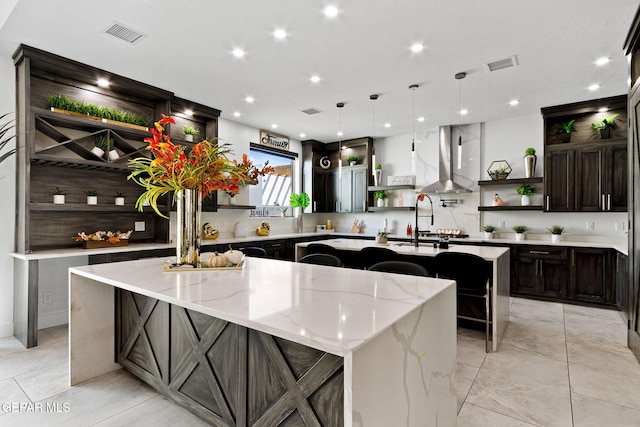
[
  {"xmin": 409, "ymin": 84, "xmax": 419, "ymax": 174},
  {"xmin": 455, "ymin": 72, "xmax": 466, "ymax": 170},
  {"xmin": 370, "ymin": 94, "xmax": 378, "ymax": 178},
  {"xmin": 337, "ymin": 102, "xmax": 344, "ymax": 170}
]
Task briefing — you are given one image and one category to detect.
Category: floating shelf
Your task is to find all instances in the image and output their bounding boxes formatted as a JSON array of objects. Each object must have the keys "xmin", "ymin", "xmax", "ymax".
[
  {"xmin": 368, "ymin": 185, "xmax": 416, "ymax": 191},
  {"xmin": 29, "ymin": 203, "xmax": 167, "ymax": 212},
  {"xmin": 367, "ymin": 206, "xmax": 415, "ymax": 212},
  {"xmin": 477, "ymin": 177, "xmax": 543, "ymax": 186},
  {"xmin": 477, "ymin": 205, "xmax": 544, "ymax": 211},
  {"xmin": 217, "ymin": 204, "xmax": 256, "ymax": 210}
]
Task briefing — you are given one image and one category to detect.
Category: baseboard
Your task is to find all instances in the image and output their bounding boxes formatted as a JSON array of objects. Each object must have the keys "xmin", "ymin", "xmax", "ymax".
[
  {"xmin": 39, "ymin": 310, "xmax": 68, "ymax": 329},
  {"xmin": 0, "ymin": 321, "xmax": 13, "ymax": 338}
]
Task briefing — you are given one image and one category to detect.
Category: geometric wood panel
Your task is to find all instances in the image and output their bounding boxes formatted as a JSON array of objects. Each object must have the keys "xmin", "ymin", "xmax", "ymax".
[{"xmin": 116, "ymin": 289, "xmax": 344, "ymax": 426}]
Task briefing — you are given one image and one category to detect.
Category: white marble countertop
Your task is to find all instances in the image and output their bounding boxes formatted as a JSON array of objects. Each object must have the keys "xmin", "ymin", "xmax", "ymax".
[
  {"xmin": 298, "ymin": 238, "xmax": 510, "ymax": 261},
  {"xmin": 69, "ymin": 256, "xmax": 454, "ymax": 356}
]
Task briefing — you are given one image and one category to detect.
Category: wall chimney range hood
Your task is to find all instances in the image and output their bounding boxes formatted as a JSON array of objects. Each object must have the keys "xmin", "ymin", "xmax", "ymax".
[{"xmin": 418, "ymin": 125, "xmax": 471, "ymax": 194}]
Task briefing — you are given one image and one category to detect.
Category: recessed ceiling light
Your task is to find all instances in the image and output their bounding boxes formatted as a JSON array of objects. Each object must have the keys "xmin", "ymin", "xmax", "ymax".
[
  {"xmin": 97, "ymin": 78, "xmax": 110, "ymax": 88},
  {"xmin": 460, "ymin": 109, "xmax": 468, "ymax": 115},
  {"xmin": 233, "ymin": 111, "xmax": 241, "ymax": 117},
  {"xmin": 245, "ymin": 96, "xmax": 255, "ymax": 103},
  {"xmin": 588, "ymin": 84, "xmax": 600, "ymax": 91},
  {"xmin": 410, "ymin": 43, "xmax": 424, "ymax": 53},
  {"xmin": 324, "ymin": 5, "xmax": 339, "ymax": 18},
  {"xmin": 337, "ymin": 131, "xmax": 343, "ymax": 137},
  {"xmin": 595, "ymin": 57, "xmax": 610, "ymax": 66},
  {"xmin": 598, "ymin": 107, "xmax": 609, "ymax": 113},
  {"xmin": 310, "ymin": 75, "xmax": 321, "ymax": 83},
  {"xmin": 509, "ymin": 99, "xmax": 519, "ymax": 106},
  {"xmin": 417, "ymin": 116, "xmax": 425, "ymax": 122},
  {"xmin": 271, "ymin": 124, "xmax": 278, "ymax": 129},
  {"xmin": 384, "ymin": 122, "xmax": 391, "ymax": 128},
  {"xmin": 273, "ymin": 28, "xmax": 287, "ymax": 40},
  {"xmin": 232, "ymin": 48, "xmax": 245, "ymax": 58},
  {"xmin": 299, "ymin": 133, "xmax": 306, "ymax": 138}
]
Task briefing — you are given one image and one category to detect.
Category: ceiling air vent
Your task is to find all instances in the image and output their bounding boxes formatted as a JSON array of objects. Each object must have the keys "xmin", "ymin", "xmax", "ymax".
[
  {"xmin": 485, "ymin": 55, "xmax": 518, "ymax": 72},
  {"xmin": 301, "ymin": 107, "xmax": 323, "ymax": 115},
  {"xmin": 104, "ymin": 22, "xmax": 146, "ymax": 44}
]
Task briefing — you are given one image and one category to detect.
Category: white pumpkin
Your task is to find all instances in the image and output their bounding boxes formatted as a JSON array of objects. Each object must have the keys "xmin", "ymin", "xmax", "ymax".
[
  {"xmin": 224, "ymin": 245, "xmax": 244, "ymax": 265},
  {"xmin": 207, "ymin": 252, "xmax": 228, "ymax": 267}
]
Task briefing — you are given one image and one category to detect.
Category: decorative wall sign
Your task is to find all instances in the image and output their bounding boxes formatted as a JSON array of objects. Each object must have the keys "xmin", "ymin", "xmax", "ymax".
[
  {"xmin": 387, "ymin": 175, "xmax": 416, "ymax": 185},
  {"xmin": 260, "ymin": 130, "xmax": 290, "ymax": 151}
]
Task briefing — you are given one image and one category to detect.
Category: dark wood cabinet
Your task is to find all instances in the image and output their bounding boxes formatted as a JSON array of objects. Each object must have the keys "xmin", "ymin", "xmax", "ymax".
[
  {"xmin": 569, "ymin": 247, "xmax": 614, "ymax": 305},
  {"xmin": 511, "ymin": 246, "xmax": 567, "ymax": 298},
  {"xmin": 616, "ymin": 251, "xmax": 629, "ymax": 321},
  {"xmin": 311, "ymin": 167, "xmax": 338, "ymax": 212},
  {"xmin": 337, "ymin": 165, "xmax": 368, "ymax": 213},
  {"xmin": 541, "ymin": 95, "xmax": 627, "ymax": 213}
]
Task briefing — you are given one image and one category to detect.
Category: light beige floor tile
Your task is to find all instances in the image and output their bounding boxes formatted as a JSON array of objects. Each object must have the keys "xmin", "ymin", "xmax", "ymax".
[
  {"xmin": 38, "ymin": 325, "xmax": 69, "ymax": 347},
  {"xmin": 564, "ymin": 312, "xmax": 628, "ymax": 350},
  {"xmin": 457, "ymin": 362, "xmax": 480, "ymax": 413},
  {"xmin": 466, "ymin": 346, "xmax": 572, "ymax": 427},
  {"xmin": 562, "ymin": 304, "xmax": 623, "ymax": 322},
  {"xmin": 14, "ymin": 361, "xmax": 71, "ymax": 402},
  {"xmin": 0, "ymin": 378, "xmax": 31, "ymax": 415},
  {"xmin": 93, "ymin": 394, "xmax": 210, "ymax": 426},
  {"xmin": 500, "ymin": 317, "xmax": 567, "ymax": 361},
  {"xmin": 0, "ymin": 336, "xmax": 28, "ymax": 357},
  {"xmin": 0, "ymin": 342, "xmax": 68, "ymax": 381},
  {"xmin": 572, "ymin": 392, "xmax": 640, "ymax": 427},
  {"xmin": 457, "ymin": 333, "xmax": 487, "ymax": 368},
  {"xmin": 457, "ymin": 403, "xmax": 538, "ymax": 427},
  {"xmin": 509, "ymin": 298, "xmax": 564, "ymax": 326},
  {"xmin": 0, "ymin": 369, "xmax": 156, "ymax": 426}
]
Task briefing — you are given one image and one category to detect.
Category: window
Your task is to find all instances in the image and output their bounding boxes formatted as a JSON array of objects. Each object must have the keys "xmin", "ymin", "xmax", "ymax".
[{"xmin": 248, "ymin": 143, "xmax": 297, "ymax": 217}]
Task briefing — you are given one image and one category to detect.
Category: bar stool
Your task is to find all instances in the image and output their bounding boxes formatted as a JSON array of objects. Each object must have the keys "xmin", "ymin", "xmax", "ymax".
[
  {"xmin": 238, "ymin": 246, "xmax": 267, "ymax": 258},
  {"xmin": 434, "ymin": 252, "xmax": 492, "ymax": 352},
  {"xmin": 368, "ymin": 260, "xmax": 431, "ymax": 277},
  {"xmin": 298, "ymin": 253, "xmax": 343, "ymax": 267},
  {"xmin": 360, "ymin": 246, "xmax": 402, "ymax": 269}
]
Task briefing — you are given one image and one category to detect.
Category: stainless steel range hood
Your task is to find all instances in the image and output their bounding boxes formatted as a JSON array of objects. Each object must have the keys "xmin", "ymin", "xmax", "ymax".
[{"xmin": 418, "ymin": 125, "xmax": 471, "ymax": 194}]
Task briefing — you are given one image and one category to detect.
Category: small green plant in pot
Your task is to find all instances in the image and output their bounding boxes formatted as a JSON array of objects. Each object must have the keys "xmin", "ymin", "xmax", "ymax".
[
  {"xmin": 183, "ymin": 125, "xmax": 200, "ymax": 142},
  {"xmin": 555, "ymin": 120, "xmax": 576, "ymax": 143},
  {"xmin": 548, "ymin": 225, "xmax": 565, "ymax": 243},
  {"xmin": 374, "ymin": 163, "xmax": 383, "ymax": 185},
  {"xmin": 347, "ymin": 155, "xmax": 358, "ymax": 166},
  {"xmin": 376, "ymin": 230, "xmax": 388, "ymax": 244},
  {"xmin": 374, "ymin": 190, "xmax": 387, "ymax": 207},
  {"xmin": 96, "ymin": 135, "xmax": 118, "ymax": 161},
  {"xmin": 114, "ymin": 191, "xmax": 126, "ymax": 206},
  {"xmin": 524, "ymin": 147, "xmax": 537, "ymax": 178},
  {"xmin": 488, "ymin": 166, "xmax": 510, "ymax": 180},
  {"xmin": 512, "ymin": 225, "xmax": 528, "ymax": 241},
  {"xmin": 592, "ymin": 113, "xmax": 620, "ymax": 139},
  {"xmin": 482, "ymin": 224, "xmax": 496, "ymax": 239},
  {"xmin": 290, "ymin": 192, "xmax": 310, "ymax": 232},
  {"xmin": 86, "ymin": 189, "xmax": 99, "ymax": 205},
  {"xmin": 53, "ymin": 187, "xmax": 66, "ymax": 204},
  {"xmin": 517, "ymin": 184, "xmax": 535, "ymax": 206}
]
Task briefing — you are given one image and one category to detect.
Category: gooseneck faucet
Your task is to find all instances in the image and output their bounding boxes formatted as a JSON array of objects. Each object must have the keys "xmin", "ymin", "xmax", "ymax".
[{"xmin": 414, "ymin": 193, "xmax": 435, "ymax": 248}]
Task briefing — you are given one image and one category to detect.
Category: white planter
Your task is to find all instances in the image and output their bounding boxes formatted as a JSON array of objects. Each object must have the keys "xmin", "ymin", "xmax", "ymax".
[
  {"xmin": 349, "ymin": 161, "xmax": 356, "ymax": 166},
  {"xmin": 184, "ymin": 134, "xmax": 193, "ymax": 142},
  {"xmin": 521, "ymin": 195, "xmax": 531, "ymax": 206},
  {"xmin": 87, "ymin": 196, "xmax": 98, "ymax": 205},
  {"xmin": 484, "ymin": 232, "xmax": 493, "ymax": 239},
  {"xmin": 376, "ymin": 198, "xmax": 384, "ymax": 207},
  {"xmin": 53, "ymin": 194, "xmax": 65, "ymax": 204},
  {"xmin": 375, "ymin": 236, "xmax": 388, "ymax": 244},
  {"xmin": 115, "ymin": 197, "xmax": 125, "ymax": 206},
  {"xmin": 551, "ymin": 234, "xmax": 561, "ymax": 243},
  {"xmin": 515, "ymin": 232, "xmax": 525, "ymax": 241},
  {"xmin": 107, "ymin": 150, "xmax": 119, "ymax": 161},
  {"xmin": 90, "ymin": 146, "xmax": 105, "ymax": 158}
]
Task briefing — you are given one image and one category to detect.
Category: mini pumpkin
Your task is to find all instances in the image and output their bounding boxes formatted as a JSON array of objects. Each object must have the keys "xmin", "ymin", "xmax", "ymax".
[{"xmin": 207, "ymin": 252, "xmax": 228, "ymax": 267}]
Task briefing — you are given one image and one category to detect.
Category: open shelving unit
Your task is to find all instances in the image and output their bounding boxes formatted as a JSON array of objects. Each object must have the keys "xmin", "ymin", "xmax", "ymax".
[
  {"xmin": 477, "ymin": 177, "xmax": 543, "ymax": 211},
  {"xmin": 367, "ymin": 184, "xmax": 416, "ymax": 211}
]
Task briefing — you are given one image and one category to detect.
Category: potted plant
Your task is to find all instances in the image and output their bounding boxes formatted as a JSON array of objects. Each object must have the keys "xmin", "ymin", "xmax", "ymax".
[
  {"xmin": 374, "ymin": 190, "xmax": 387, "ymax": 207},
  {"xmin": 91, "ymin": 137, "xmax": 106, "ymax": 158},
  {"xmin": 94, "ymin": 135, "xmax": 118, "ymax": 160},
  {"xmin": 524, "ymin": 147, "xmax": 537, "ymax": 178},
  {"xmin": 488, "ymin": 166, "xmax": 510, "ymax": 180},
  {"xmin": 592, "ymin": 113, "xmax": 620, "ymax": 139},
  {"xmin": 548, "ymin": 225, "xmax": 565, "ymax": 243},
  {"xmin": 347, "ymin": 155, "xmax": 358, "ymax": 166},
  {"xmin": 183, "ymin": 125, "xmax": 200, "ymax": 142},
  {"xmin": 86, "ymin": 189, "xmax": 98, "ymax": 205},
  {"xmin": 517, "ymin": 184, "xmax": 535, "ymax": 206},
  {"xmin": 374, "ymin": 163, "xmax": 382, "ymax": 186},
  {"xmin": 512, "ymin": 225, "xmax": 528, "ymax": 241},
  {"xmin": 53, "ymin": 187, "xmax": 66, "ymax": 204},
  {"xmin": 114, "ymin": 191, "xmax": 125, "ymax": 206},
  {"xmin": 376, "ymin": 231, "xmax": 388, "ymax": 244},
  {"xmin": 280, "ymin": 206, "xmax": 288, "ymax": 218},
  {"xmin": 556, "ymin": 120, "xmax": 576, "ymax": 143},
  {"xmin": 290, "ymin": 192, "xmax": 310, "ymax": 233},
  {"xmin": 482, "ymin": 224, "xmax": 496, "ymax": 239}
]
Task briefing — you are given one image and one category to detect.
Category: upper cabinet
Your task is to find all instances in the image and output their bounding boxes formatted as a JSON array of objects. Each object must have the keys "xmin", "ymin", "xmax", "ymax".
[{"xmin": 541, "ymin": 95, "xmax": 628, "ymax": 212}]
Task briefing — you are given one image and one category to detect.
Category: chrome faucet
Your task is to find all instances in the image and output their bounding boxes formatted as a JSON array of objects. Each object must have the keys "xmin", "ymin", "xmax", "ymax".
[{"xmin": 415, "ymin": 193, "xmax": 434, "ymax": 248}]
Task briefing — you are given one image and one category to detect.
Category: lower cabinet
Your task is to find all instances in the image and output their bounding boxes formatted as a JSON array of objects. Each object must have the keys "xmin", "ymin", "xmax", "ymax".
[
  {"xmin": 616, "ymin": 251, "xmax": 629, "ymax": 320},
  {"xmin": 512, "ymin": 246, "xmax": 568, "ymax": 298},
  {"xmin": 569, "ymin": 247, "xmax": 614, "ymax": 305}
]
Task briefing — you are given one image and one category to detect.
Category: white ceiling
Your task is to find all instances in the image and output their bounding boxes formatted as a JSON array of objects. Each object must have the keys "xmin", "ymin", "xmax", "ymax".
[{"xmin": 0, "ymin": 0, "xmax": 638, "ymax": 143}]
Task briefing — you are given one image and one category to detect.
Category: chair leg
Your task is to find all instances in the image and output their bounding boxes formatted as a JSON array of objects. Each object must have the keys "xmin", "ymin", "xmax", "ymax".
[{"xmin": 485, "ymin": 285, "xmax": 492, "ymax": 353}]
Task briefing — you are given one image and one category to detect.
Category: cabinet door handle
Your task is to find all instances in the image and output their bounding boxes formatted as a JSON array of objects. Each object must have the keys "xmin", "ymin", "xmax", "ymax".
[
  {"xmin": 529, "ymin": 250, "xmax": 549, "ymax": 255},
  {"xmin": 313, "ymin": 201, "xmax": 317, "ymax": 211},
  {"xmin": 538, "ymin": 259, "xmax": 543, "ymax": 276},
  {"xmin": 363, "ymin": 201, "xmax": 366, "ymax": 211},
  {"xmin": 607, "ymin": 193, "xmax": 611, "ymax": 211},
  {"xmin": 271, "ymin": 243, "xmax": 282, "ymax": 247},
  {"xmin": 546, "ymin": 195, "xmax": 549, "ymax": 210},
  {"xmin": 602, "ymin": 194, "xmax": 606, "ymax": 211},
  {"xmin": 572, "ymin": 251, "xmax": 575, "ymax": 267}
]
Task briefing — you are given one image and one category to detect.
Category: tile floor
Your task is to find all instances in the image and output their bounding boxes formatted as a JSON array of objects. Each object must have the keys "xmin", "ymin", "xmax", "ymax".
[{"xmin": 0, "ymin": 297, "xmax": 638, "ymax": 426}]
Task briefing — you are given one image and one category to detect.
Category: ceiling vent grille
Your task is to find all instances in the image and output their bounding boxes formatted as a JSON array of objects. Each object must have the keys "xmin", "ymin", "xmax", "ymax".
[
  {"xmin": 104, "ymin": 22, "xmax": 146, "ymax": 44},
  {"xmin": 485, "ymin": 55, "xmax": 518, "ymax": 72},
  {"xmin": 301, "ymin": 107, "xmax": 323, "ymax": 115}
]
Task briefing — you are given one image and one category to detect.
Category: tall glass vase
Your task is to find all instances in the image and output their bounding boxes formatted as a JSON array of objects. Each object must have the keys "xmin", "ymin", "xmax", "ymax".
[
  {"xmin": 175, "ymin": 189, "xmax": 202, "ymax": 267},
  {"xmin": 296, "ymin": 209, "xmax": 303, "ymax": 233}
]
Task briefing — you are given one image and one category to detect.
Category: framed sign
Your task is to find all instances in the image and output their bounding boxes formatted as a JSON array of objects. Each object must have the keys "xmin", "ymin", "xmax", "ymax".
[{"xmin": 259, "ymin": 130, "xmax": 290, "ymax": 151}]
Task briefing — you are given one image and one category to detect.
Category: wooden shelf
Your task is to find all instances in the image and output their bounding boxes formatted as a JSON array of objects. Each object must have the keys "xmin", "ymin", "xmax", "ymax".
[
  {"xmin": 478, "ymin": 205, "xmax": 543, "ymax": 211},
  {"xmin": 368, "ymin": 185, "xmax": 416, "ymax": 191},
  {"xmin": 217, "ymin": 204, "xmax": 256, "ymax": 210},
  {"xmin": 29, "ymin": 203, "xmax": 167, "ymax": 212},
  {"xmin": 478, "ymin": 177, "xmax": 543, "ymax": 186},
  {"xmin": 368, "ymin": 206, "xmax": 415, "ymax": 212}
]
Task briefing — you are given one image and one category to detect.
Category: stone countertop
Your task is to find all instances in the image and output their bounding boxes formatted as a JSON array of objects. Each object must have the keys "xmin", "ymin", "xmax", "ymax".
[{"xmin": 69, "ymin": 256, "xmax": 454, "ymax": 357}]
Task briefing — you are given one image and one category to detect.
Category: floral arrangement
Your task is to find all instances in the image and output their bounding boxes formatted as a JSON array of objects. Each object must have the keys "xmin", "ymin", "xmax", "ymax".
[
  {"xmin": 128, "ymin": 115, "xmax": 272, "ymax": 217},
  {"xmin": 74, "ymin": 230, "xmax": 133, "ymax": 244}
]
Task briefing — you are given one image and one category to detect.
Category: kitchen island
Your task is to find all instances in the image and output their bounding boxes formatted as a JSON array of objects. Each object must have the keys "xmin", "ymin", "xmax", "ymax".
[
  {"xmin": 69, "ymin": 256, "xmax": 457, "ymax": 426},
  {"xmin": 296, "ymin": 238, "xmax": 510, "ymax": 352}
]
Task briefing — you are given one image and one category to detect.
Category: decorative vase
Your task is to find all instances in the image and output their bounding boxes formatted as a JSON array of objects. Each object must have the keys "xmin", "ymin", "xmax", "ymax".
[
  {"xmin": 175, "ymin": 189, "xmax": 201, "ymax": 267},
  {"xmin": 53, "ymin": 194, "xmax": 65, "ymax": 204},
  {"xmin": 384, "ymin": 198, "xmax": 389, "ymax": 207},
  {"xmin": 90, "ymin": 146, "xmax": 105, "ymax": 158},
  {"xmin": 521, "ymin": 195, "xmax": 531, "ymax": 206},
  {"xmin": 296, "ymin": 209, "xmax": 304, "ymax": 233},
  {"xmin": 492, "ymin": 194, "xmax": 504, "ymax": 207},
  {"xmin": 107, "ymin": 149, "xmax": 119, "ymax": 161},
  {"xmin": 551, "ymin": 234, "xmax": 561, "ymax": 243},
  {"xmin": 374, "ymin": 169, "xmax": 382, "ymax": 186},
  {"xmin": 375, "ymin": 236, "xmax": 387, "ymax": 244},
  {"xmin": 377, "ymin": 198, "xmax": 384, "ymax": 207},
  {"xmin": 184, "ymin": 134, "xmax": 193, "ymax": 142},
  {"xmin": 484, "ymin": 232, "xmax": 494, "ymax": 239},
  {"xmin": 524, "ymin": 154, "xmax": 536, "ymax": 178},
  {"xmin": 115, "ymin": 196, "xmax": 125, "ymax": 206},
  {"xmin": 515, "ymin": 232, "xmax": 525, "ymax": 241},
  {"xmin": 86, "ymin": 196, "xmax": 98, "ymax": 205},
  {"xmin": 599, "ymin": 128, "xmax": 611, "ymax": 139},
  {"xmin": 349, "ymin": 161, "xmax": 356, "ymax": 166}
]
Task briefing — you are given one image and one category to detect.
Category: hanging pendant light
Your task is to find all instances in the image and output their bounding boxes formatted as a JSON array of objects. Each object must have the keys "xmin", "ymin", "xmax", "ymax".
[
  {"xmin": 370, "ymin": 94, "xmax": 378, "ymax": 179},
  {"xmin": 409, "ymin": 84, "xmax": 419, "ymax": 174},
  {"xmin": 455, "ymin": 72, "xmax": 466, "ymax": 170},
  {"xmin": 337, "ymin": 102, "xmax": 344, "ymax": 171}
]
